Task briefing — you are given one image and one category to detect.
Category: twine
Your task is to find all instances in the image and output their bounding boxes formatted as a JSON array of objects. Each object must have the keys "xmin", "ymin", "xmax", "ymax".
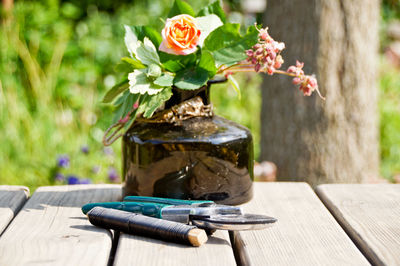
[{"xmin": 88, "ymin": 207, "xmax": 197, "ymax": 245}]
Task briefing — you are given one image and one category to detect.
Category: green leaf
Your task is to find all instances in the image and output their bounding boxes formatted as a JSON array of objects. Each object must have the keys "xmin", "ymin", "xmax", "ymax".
[
  {"xmin": 112, "ymin": 91, "xmax": 140, "ymax": 123},
  {"xmin": 124, "ymin": 26, "xmax": 162, "ymax": 66},
  {"xmin": 198, "ymin": 50, "xmax": 217, "ymax": 78},
  {"xmin": 204, "ymin": 24, "xmax": 241, "ymax": 51},
  {"xmin": 123, "ymin": 117, "xmax": 136, "ymax": 130},
  {"xmin": 124, "ymin": 25, "xmax": 138, "ymax": 57},
  {"xmin": 114, "ymin": 90, "xmax": 129, "ymax": 106},
  {"xmin": 124, "ymin": 93, "xmax": 140, "ymax": 117},
  {"xmin": 204, "ymin": 24, "xmax": 258, "ymax": 67},
  {"xmin": 160, "ymin": 52, "xmax": 196, "ymax": 72},
  {"xmin": 161, "ymin": 60, "xmax": 183, "ymax": 72},
  {"xmin": 173, "ymin": 67, "xmax": 209, "ymax": 90},
  {"xmin": 102, "ymin": 79, "xmax": 129, "ymax": 103},
  {"xmin": 133, "ymin": 94, "xmax": 149, "ymax": 118},
  {"xmin": 154, "ymin": 74, "xmax": 174, "ymax": 86},
  {"xmin": 143, "ymin": 88, "xmax": 173, "ymax": 118},
  {"xmin": 197, "ymin": 1, "xmax": 226, "ymax": 23},
  {"xmin": 130, "ymin": 89, "xmax": 171, "ymax": 120},
  {"xmin": 115, "ymin": 57, "xmax": 146, "ymax": 73},
  {"xmin": 167, "ymin": 0, "xmax": 195, "ymax": 18},
  {"xmin": 135, "ymin": 37, "xmax": 161, "ymax": 66},
  {"xmin": 121, "ymin": 57, "xmax": 146, "ymax": 69},
  {"xmin": 114, "ymin": 61, "xmax": 132, "ymax": 73},
  {"xmin": 147, "ymin": 64, "xmax": 162, "ymax": 78},
  {"xmin": 127, "ymin": 25, "xmax": 162, "ymax": 48},
  {"xmin": 129, "ymin": 70, "xmax": 163, "ymax": 95},
  {"xmin": 195, "ymin": 14, "xmax": 223, "ymax": 46},
  {"xmin": 227, "ymin": 75, "xmax": 241, "ymax": 99}
]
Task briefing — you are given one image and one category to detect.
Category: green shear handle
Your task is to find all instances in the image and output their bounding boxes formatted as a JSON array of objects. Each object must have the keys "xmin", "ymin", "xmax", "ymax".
[
  {"xmin": 123, "ymin": 196, "xmax": 213, "ymax": 205},
  {"xmin": 81, "ymin": 196, "xmax": 213, "ymax": 218},
  {"xmin": 82, "ymin": 202, "xmax": 169, "ymax": 218}
]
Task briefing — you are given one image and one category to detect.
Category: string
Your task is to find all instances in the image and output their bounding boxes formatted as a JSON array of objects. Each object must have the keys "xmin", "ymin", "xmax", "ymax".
[
  {"xmin": 88, "ymin": 207, "xmax": 196, "ymax": 245},
  {"xmin": 102, "ymin": 121, "xmax": 125, "ymax": 146}
]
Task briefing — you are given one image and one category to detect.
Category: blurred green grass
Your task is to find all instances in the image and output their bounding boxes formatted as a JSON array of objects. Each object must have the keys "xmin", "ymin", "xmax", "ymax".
[
  {"xmin": 0, "ymin": 0, "xmax": 258, "ymax": 191},
  {"xmin": 0, "ymin": 0, "xmax": 399, "ymax": 191},
  {"xmin": 379, "ymin": 58, "xmax": 400, "ymax": 182}
]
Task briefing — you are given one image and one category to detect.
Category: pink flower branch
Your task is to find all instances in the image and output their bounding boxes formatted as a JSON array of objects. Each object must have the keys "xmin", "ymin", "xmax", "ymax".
[{"xmin": 218, "ymin": 25, "xmax": 325, "ymax": 100}]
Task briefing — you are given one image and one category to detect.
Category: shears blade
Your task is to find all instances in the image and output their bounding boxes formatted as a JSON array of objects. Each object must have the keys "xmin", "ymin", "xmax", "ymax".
[{"xmin": 191, "ymin": 213, "xmax": 277, "ymax": 231}]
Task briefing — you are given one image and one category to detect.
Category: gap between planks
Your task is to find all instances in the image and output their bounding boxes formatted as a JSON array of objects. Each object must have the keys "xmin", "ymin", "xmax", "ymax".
[
  {"xmin": 232, "ymin": 182, "xmax": 370, "ymax": 266},
  {"xmin": 0, "ymin": 184, "xmax": 121, "ymax": 266},
  {"xmin": 0, "ymin": 185, "xmax": 29, "ymax": 236},
  {"xmin": 316, "ymin": 184, "xmax": 400, "ymax": 266}
]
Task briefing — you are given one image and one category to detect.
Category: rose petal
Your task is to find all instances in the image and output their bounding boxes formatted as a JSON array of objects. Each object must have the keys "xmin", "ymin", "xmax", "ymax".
[
  {"xmin": 159, "ymin": 14, "xmax": 200, "ymax": 55},
  {"xmin": 159, "ymin": 40, "xmax": 197, "ymax": 55}
]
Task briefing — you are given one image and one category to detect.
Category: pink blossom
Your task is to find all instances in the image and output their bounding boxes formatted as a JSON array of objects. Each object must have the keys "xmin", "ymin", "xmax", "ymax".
[
  {"xmin": 231, "ymin": 24, "xmax": 323, "ymax": 99},
  {"xmin": 286, "ymin": 61, "xmax": 321, "ymax": 97},
  {"xmin": 287, "ymin": 65, "xmax": 297, "ymax": 73},
  {"xmin": 296, "ymin": 60, "xmax": 304, "ymax": 68},
  {"xmin": 258, "ymin": 28, "xmax": 270, "ymax": 41},
  {"xmin": 290, "ymin": 74, "xmax": 319, "ymax": 96},
  {"xmin": 299, "ymin": 76, "xmax": 318, "ymax": 96},
  {"xmin": 224, "ymin": 71, "xmax": 233, "ymax": 78},
  {"xmin": 266, "ymin": 67, "xmax": 274, "ymax": 75},
  {"xmin": 292, "ymin": 77, "xmax": 301, "ymax": 85},
  {"xmin": 274, "ymin": 55, "xmax": 284, "ymax": 69},
  {"xmin": 119, "ymin": 114, "xmax": 130, "ymax": 124},
  {"xmin": 287, "ymin": 61, "xmax": 305, "ymax": 76},
  {"xmin": 245, "ymin": 26, "xmax": 285, "ymax": 74}
]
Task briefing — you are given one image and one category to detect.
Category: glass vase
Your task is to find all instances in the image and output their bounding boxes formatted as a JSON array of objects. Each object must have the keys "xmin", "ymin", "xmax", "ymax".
[{"xmin": 122, "ymin": 83, "xmax": 254, "ymax": 205}]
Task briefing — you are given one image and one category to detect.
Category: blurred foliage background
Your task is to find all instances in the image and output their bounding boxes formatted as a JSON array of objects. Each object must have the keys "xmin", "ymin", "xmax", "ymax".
[{"xmin": 0, "ymin": 0, "xmax": 399, "ymax": 191}]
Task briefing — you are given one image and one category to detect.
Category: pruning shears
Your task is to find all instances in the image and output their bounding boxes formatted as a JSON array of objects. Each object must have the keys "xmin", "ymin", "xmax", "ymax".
[{"xmin": 82, "ymin": 196, "xmax": 277, "ymax": 231}]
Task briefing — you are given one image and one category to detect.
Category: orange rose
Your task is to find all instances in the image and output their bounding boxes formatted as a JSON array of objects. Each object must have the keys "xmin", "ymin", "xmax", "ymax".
[{"xmin": 159, "ymin": 14, "xmax": 201, "ymax": 55}]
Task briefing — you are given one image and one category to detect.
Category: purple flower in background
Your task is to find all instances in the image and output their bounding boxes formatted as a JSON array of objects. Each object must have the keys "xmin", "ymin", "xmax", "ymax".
[
  {"xmin": 54, "ymin": 172, "xmax": 65, "ymax": 182},
  {"xmin": 67, "ymin": 175, "xmax": 80, "ymax": 185},
  {"xmin": 92, "ymin": 165, "xmax": 101, "ymax": 174},
  {"xmin": 79, "ymin": 178, "xmax": 92, "ymax": 184},
  {"xmin": 108, "ymin": 167, "xmax": 119, "ymax": 182},
  {"xmin": 57, "ymin": 155, "xmax": 70, "ymax": 168},
  {"xmin": 103, "ymin": 147, "xmax": 114, "ymax": 156},
  {"xmin": 81, "ymin": 145, "xmax": 90, "ymax": 154}
]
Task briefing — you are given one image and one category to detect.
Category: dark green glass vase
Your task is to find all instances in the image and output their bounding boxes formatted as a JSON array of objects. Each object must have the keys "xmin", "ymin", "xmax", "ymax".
[{"xmin": 122, "ymin": 84, "xmax": 254, "ymax": 205}]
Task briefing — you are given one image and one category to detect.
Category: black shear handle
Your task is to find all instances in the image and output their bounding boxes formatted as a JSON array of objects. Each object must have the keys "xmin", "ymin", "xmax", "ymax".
[{"xmin": 88, "ymin": 207, "xmax": 199, "ymax": 245}]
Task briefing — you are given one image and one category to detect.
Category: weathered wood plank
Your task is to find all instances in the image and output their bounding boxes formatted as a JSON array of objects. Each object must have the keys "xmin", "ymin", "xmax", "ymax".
[
  {"xmin": 0, "ymin": 185, "xmax": 29, "ymax": 234},
  {"xmin": 233, "ymin": 182, "xmax": 370, "ymax": 266},
  {"xmin": 114, "ymin": 230, "xmax": 236, "ymax": 266},
  {"xmin": 316, "ymin": 184, "xmax": 400, "ymax": 266},
  {"xmin": 0, "ymin": 184, "xmax": 121, "ymax": 266}
]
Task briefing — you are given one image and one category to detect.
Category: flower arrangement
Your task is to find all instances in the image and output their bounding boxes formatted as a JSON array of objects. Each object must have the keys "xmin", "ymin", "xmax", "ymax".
[{"xmin": 102, "ymin": 0, "xmax": 322, "ymax": 143}]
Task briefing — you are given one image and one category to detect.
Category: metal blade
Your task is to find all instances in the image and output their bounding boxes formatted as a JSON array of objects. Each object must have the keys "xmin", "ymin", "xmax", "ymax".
[
  {"xmin": 191, "ymin": 214, "xmax": 277, "ymax": 231},
  {"xmin": 160, "ymin": 204, "xmax": 243, "ymax": 223}
]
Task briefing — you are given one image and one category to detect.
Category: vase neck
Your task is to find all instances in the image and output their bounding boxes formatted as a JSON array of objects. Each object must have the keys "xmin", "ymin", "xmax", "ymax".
[{"xmin": 164, "ymin": 85, "xmax": 210, "ymax": 109}]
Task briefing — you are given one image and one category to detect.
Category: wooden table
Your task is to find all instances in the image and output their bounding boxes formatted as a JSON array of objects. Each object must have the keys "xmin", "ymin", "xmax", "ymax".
[{"xmin": 0, "ymin": 183, "xmax": 398, "ymax": 266}]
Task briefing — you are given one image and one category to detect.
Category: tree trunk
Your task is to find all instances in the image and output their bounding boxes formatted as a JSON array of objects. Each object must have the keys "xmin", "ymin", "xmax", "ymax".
[{"xmin": 260, "ymin": 0, "xmax": 380, "ymax": 185}]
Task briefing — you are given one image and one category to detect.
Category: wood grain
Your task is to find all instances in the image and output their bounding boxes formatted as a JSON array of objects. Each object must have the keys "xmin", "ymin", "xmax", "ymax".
[
  {"xmin": 0, "ymin": 184, "xmax": 121, "ymax": 266},
  {"xmin": 114, "ymin": 230, "xmax": 236, "ymax": 266},
  {"xmin": 233, "ymin": 182, "xmax": 370, "ymax": 266},
  {"xmin": 316, "ymin": 184, "xmax": 400, "ymax": 266},
  {"xmin": 261, "ymin": 0, "xmax": 380, "ymax": 185},
  {"xmin": 0, "ymin": 185, "xmax": 29, "ymax": 234}
]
